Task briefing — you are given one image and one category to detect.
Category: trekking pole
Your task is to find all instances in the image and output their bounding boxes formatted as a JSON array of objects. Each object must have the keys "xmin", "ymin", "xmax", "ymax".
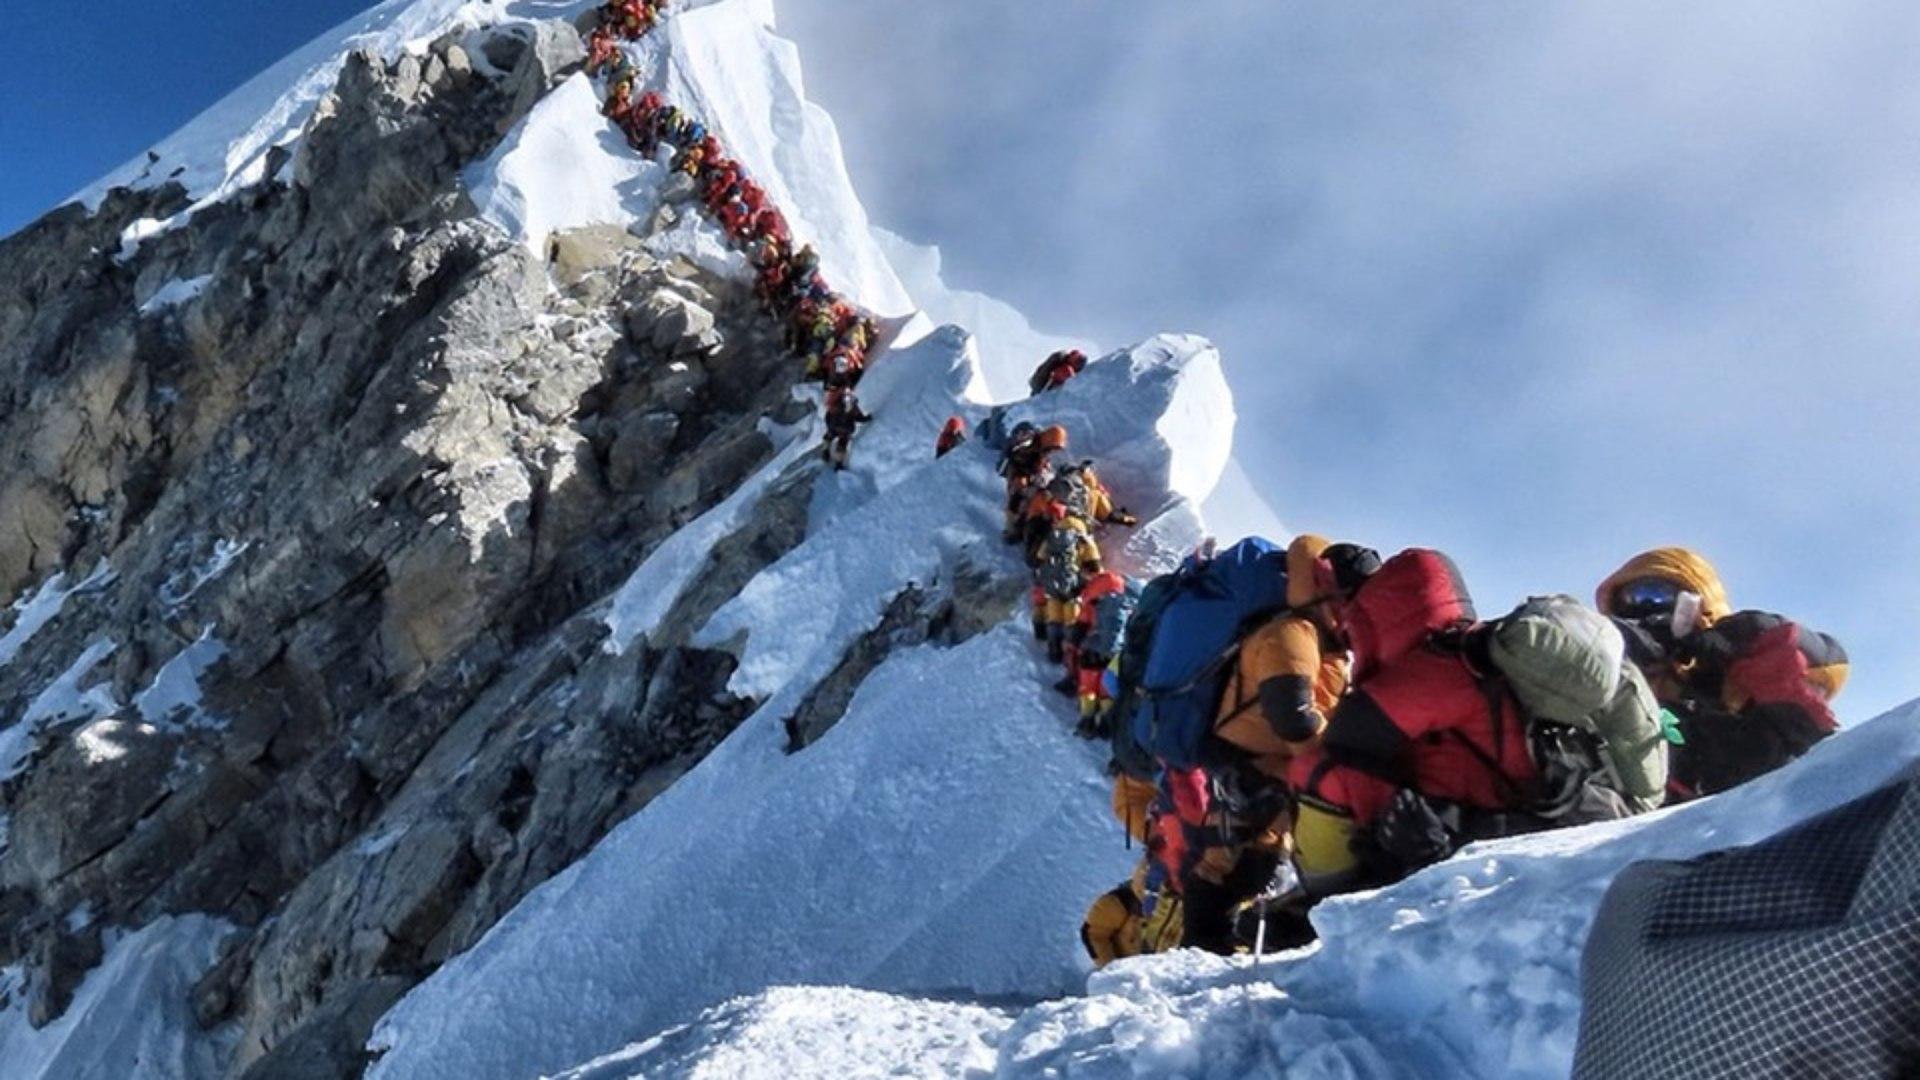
[{"xmin": 1252, "ymin": 895, "xmax": 1269, "ymax": 966}]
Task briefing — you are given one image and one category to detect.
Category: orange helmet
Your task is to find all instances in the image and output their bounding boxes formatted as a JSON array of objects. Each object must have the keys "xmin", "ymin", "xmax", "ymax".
[{"xmin": 1038, "ymin": 425, "xmax": 1069, "ymax": 451}]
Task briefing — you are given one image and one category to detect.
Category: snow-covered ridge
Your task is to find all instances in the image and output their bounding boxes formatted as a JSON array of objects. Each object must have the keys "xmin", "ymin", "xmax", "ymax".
[
  {"xmin": 365, "ymin": 327, "xmax": 1232, "ymax": 1080},
  {"xmin": 69, "ymin": 0, "xmax": 596, "ymax": 213}
]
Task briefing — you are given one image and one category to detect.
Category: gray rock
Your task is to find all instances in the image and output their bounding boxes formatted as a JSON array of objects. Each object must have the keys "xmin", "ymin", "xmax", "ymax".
[
  {"xmin": 0, "ymin": 9, "xmax": 877, "ymax": 1074},
  {"xmin": 628, "ymin": 288, "xmax": 718, "ymax": 353}
]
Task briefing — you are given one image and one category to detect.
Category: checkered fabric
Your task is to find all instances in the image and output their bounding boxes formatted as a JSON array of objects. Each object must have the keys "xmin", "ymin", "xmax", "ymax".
[{"xmin": 1574, "ymin": 770, "xmax": 1920, "ymax": 1079}]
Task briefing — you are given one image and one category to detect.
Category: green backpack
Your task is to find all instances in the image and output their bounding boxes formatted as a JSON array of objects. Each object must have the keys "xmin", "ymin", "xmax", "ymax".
[{"xmin": 1485, "ymin": 595, "xmax": 1671, "ymax": 815}]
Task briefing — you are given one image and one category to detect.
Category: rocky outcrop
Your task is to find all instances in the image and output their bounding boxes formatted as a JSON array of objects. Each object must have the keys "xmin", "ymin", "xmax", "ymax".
[{"xmin": 0, "ymin": 19, "xmax": 858, "ymax": 1077}]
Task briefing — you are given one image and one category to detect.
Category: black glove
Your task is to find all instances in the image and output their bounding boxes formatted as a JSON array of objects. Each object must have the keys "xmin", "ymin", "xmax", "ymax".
[{"xmin": 1372, "ymin": 790, "xmax": 1463, "ymax": 875}]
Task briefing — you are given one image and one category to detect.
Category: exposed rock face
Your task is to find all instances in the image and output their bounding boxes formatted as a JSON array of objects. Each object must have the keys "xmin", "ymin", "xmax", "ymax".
[{"xmin": 0, "ymin": 19, "xmax": 956, "ymax": 1078}]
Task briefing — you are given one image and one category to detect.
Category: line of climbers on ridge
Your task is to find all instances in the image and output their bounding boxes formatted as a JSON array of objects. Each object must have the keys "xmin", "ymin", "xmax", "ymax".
[
  {"xmin": 1078, "ymin": 538, "xmax": 1849, "ymax": 964},
  {"xmin": 583, "ymin": 0, "xmax": 884, "ymax": 471},
  {"xmin": 949, "ymin": 352, "xmax": 1853, "ymax": 964}
]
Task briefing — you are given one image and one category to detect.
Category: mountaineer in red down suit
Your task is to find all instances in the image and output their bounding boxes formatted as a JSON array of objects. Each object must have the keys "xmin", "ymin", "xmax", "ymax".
[{"xmin": 1288, "ymin": 548, "xmax": 1537, "ymax": 898}]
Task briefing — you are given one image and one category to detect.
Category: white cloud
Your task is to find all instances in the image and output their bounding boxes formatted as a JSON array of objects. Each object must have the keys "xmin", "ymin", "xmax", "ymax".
[{"xmin": 780, "ymin": 0, "xmax": 1920, "ymax": 717}]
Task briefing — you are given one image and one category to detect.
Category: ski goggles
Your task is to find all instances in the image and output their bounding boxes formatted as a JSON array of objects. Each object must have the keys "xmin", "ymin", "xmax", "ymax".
[{"xmin": 1611, "ymin": 577, "xmax": 1683, "ymax": 619}]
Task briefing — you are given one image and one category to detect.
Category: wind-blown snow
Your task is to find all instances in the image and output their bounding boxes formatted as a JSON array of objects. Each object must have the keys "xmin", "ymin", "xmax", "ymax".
[
  {"xmin": 1200, "ymin": 459, "xmax": 1291, "ymax": 548},
  {"xmin": 0, "ymin": 916, "xmax": 237, "ymax": 1080}
]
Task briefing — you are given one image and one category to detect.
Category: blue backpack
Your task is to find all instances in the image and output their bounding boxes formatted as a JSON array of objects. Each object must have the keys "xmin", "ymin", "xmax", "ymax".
[
  {"xmin": 1083, "ymin": 578, "xmax": 1144, "ymax": 661},
  {"xmin": 1129, "ymin": 537, "xmax": 1292, "ymax": 769}
]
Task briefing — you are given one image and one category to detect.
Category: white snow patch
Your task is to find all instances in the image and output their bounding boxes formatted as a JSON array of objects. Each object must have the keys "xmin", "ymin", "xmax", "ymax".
[
  {"xmin": 0, "ymin": 568, "xmax": 103, "ymax": 671},
  {"xmin": 466, "ymin": 74, "xmax": 660, "ymax": 254},
  {"xmin": 0, "ymin": 639, "xmax": 122, "ymax": 782},
  {"xmin": 73, "ymin": 720, "xmax": 137, "ymax": 767},
  {"xmin": 115, "ymin": 213, "xmax": 193, "ymax": 264},
  {"xmin": 0, "ymin": 916, "xmax": 238, "ymax": 1080},
  {"xmin": 550, "ymin": 987, "xmax": 1011, "ymax": 1079},
  {"xmin": 134, "ymin": 630, "xmax": 230, "ymax": 730},
  {"xmin": 136, "ymin": 273, "xmax": 214, "ymax": 315}
]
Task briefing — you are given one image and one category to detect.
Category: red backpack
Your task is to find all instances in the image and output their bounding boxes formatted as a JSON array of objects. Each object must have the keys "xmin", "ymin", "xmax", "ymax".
[{"xmin": 1344, "ymin": 549, "xmax": 1476, "ymax": 680}]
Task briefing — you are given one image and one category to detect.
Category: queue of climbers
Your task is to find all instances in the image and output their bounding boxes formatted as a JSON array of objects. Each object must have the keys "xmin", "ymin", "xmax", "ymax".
[
  {"xmin": 580, "ymin": 3, "xmax": 1858, "ymax": 980},
  {"xmin": 584, "ymin": 1, "xmax": 885, "ymax": 469},
  {"xmin": 1069, "ymin": 533, "xmax": 1850, "ymax": 968}
]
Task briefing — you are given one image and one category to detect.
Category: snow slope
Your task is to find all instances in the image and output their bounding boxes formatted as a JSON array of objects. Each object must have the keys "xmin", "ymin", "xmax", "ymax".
[
  {"xmin": 541, "ymin": 698, "xmax": 1920, "ymax": 1080},
  {"xmin": 0, "ymin": 916, "xmax": 237, "ymax": 1080},
  {"xmin": 366, "ymin": 330, "xmax": 1232, "ymax": 1080},
  {"xmin": 552, "ymin": 987, "xmax": 1010, "ymax": 1079}
]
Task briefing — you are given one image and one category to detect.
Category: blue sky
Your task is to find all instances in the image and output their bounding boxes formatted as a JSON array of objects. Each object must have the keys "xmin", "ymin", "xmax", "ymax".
[
  {"xmin": 3, "ymin": 1, "xmax": 1915, "ymax": 719},
  {"xmin": 0, "ymin": 0, "xmax": 369, "ymax": 236}
]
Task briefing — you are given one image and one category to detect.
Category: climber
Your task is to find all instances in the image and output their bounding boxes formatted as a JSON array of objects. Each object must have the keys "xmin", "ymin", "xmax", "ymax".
[
  {"xmin": 836, "ymin": 305, "xmax": 874, "ymax": 358},
  {"xmin": 1596, "ymin": 549, "xmax": 1849, "ymax": 801},
  {"xmin": 1287, "ymin": 547, "xmax": 1542, "ymax": 900},
  {"xmin": 1081, "ymin": 876, "xmax": 1145, "ymax": 969},
  {"xmin": 704, "ymin": 164, "xmax": 743, "ymax": 212},
  {"xmin": 1033, "ymin": 504, "xmax": 1102, "ymax": 664},
  {"xmin": 606, "ymin": 0, "xmax": 656, "ymax": 38},
  {"xmin": 586, "ymin": 26, "xmax": 623, "ymax": 74},
  {"xmin": 671, "ymin": 134, "xmax": 709, "ymax": 177},
  {"xmin": 1179, "ymin": 537, "xmax": 1371, "ymax": 953},
  {"xmin": 800, "ymin": 304, "xmax": 841, "ymax": 377},
  {"xmin": 749, "ymin": 205, "xmax": 791, "ymax": 249},
  {"xmin": 821, "ymin": 387, "xmax": 871, "ymax": 471},
  {"xmin": 935, "ymin": 416, "xmax": 969, "ymax": 458},
  {"xmin": 717, "ymin": 189, "xmax": 755, "ymax": 238},
  {"xmin": 1000, "ymin": 425, "xmax": 1068, "ymax": 544},
  {"xmin": 821, "ymin": 347, "xmax": 864, "ymax": 391},
  {"xmin": 1028, "ymin": 349, "xmax": 1088, "ymax": 396},
  {"xmin": 621, "ymin": 91, "xmax": 664, "ymax": 154},
  {"xmin": 1061, "ymin": 460, "xmax": 1139, "ymax": 529},
  {"xmin": 692, "ymin": 136, "xmax": 728, "ymax": 183},
  {"xmin": 601, "ymin": 75, "xmax": 636, "ymax": 124},
  {"xmin": 788, "ymin": 245, "xmax": 822, "ymax": 289},
  {"xmin": 1067, "ymin": 563, "xmax": 1132, "ymax": 729},
  {"xmin": 754, "ymin": 240, "xmax": 792, "ymax": 311},
  {"xmin": 739, "ymin": 178, "xmax": 769, "ymax": 217}
]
